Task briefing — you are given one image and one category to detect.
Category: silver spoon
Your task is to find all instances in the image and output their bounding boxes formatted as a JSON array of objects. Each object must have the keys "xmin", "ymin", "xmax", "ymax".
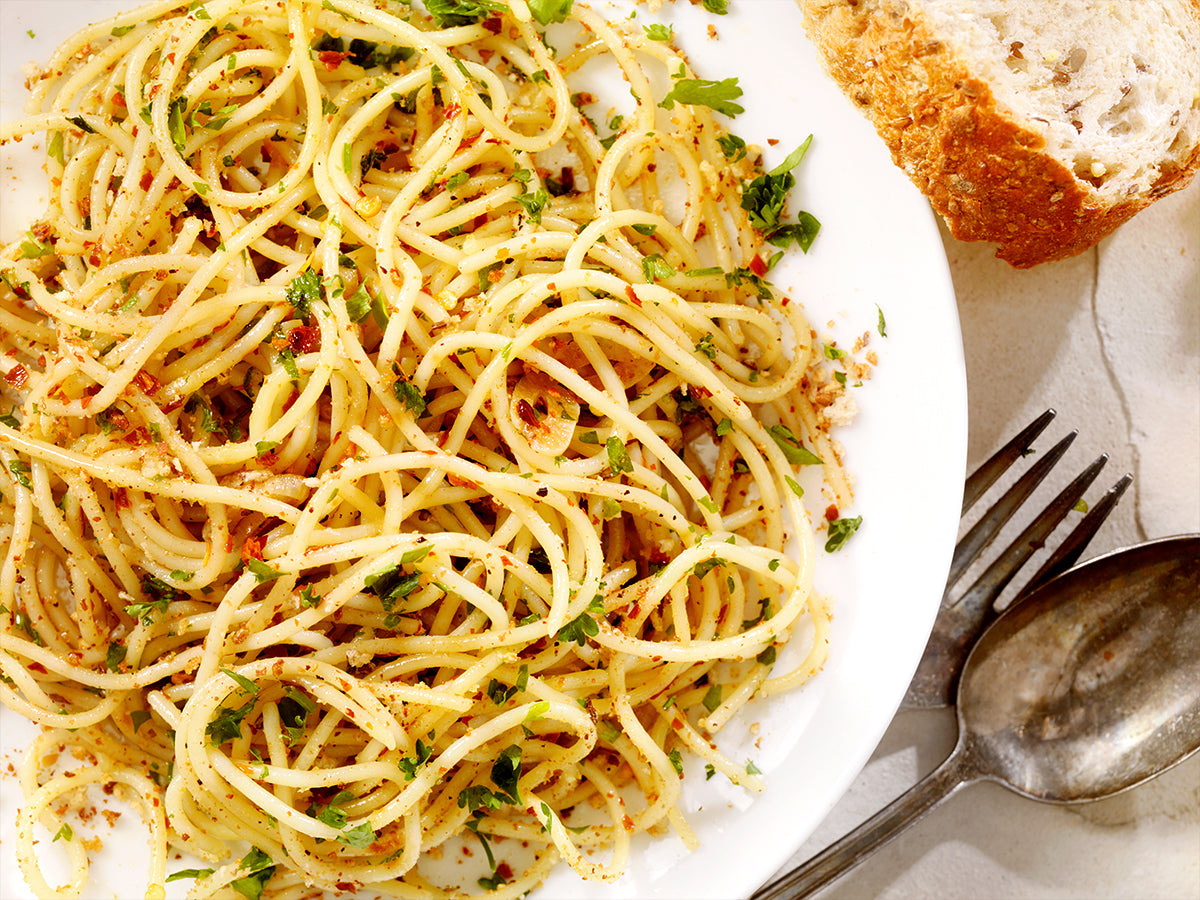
[{"xmin": 754, "ymin": 534, "xmax": 1200, "ymax": 899}]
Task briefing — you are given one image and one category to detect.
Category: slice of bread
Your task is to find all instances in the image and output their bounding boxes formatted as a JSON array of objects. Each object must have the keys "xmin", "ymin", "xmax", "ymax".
[{"xmin": 797, "ymin": 0, "xmax": 1200, "ymax": 267}]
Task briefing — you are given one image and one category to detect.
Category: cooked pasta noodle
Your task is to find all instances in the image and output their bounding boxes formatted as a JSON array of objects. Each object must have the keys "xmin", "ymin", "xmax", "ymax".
[{"xmin": 0, "ymin": 1, "xmax": 853, "ymax": 897}]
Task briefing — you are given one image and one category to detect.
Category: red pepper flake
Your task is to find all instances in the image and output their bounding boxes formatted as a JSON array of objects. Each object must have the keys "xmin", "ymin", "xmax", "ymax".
[
  {"xmin": 516, "ymin": 398, "xmax": 540, "ymax": 428},
  {"xmin": 624, "ymin": 284, "xmax": 642, "ymax": 307},
  {"xmin": 287, "ymin": 325, "xmax": 319, "ymax": 354},
  {"xmin": 824, "ymin": 504, "xmax": 839, "ymax": 522},
  {"xmin": 113, "ymin": 488, "xmax": 129, "ymax": 509},
  {"xmin": 748, "ymin": 254, "xmax": 767, "ymax": 277},
  {"xmin": 242, "ymin": 535, "xmax": 264, "ymax": 564},
  {"xmin": 131, "ymin": 369, "xmax": 160, "ymax": 395},
  {"xmin": 482, "ymin": 15, "xmax": 502, "ymax": 33},
  {"xmin": 140, "ymin": 172, "xmax": 153, "ymax": 190},
  {"xmin": 318, "ymin": 50, "xmax": 349, "ymax": 71},
  {"xmin": 4, "ymin": 364, "xmax": 28, "ymax": 389}
]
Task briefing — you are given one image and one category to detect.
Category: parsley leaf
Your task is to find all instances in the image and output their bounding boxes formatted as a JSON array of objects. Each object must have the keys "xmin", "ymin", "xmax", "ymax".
[
  {"xmin": 285, "ymin": 269, "xmax": 321, "ymax": 316},
  {"xmin": 458, "ymin": 784, "xmax": 508, "ymax": 814},
  {"xmin": 425, "ymin": 0, "xmax": 504, "ymax": 27},
  {"xmin": 515, "ymin": 188, "xmax": 549, "ymax": 224},
  {"xmin": 167, "ymin": 97, "xmax": 188, "ymax": 155},
  {"xmin": 528, "ymin": 0, "xmax": 572, "ymax": 25},
  {"xmin": 741, "ymin": 136, "xmax": 817, "ymax": 247},
  {"xmin": 644, "ymin": 23, "xmax": 672, "ymax": 41},
  {"xmin": 490, "ymin": 743, "xmax": 523, "ymax": 804},
  {"xmin": 105, "ymin": 642, "xmax": 126, "ymax": 672},
  {"xmin": 393, "ymin": 379, "xmax": 427, "ymax": 416},
  {"xmin": 641, "ymin": 253, "xmax": 675, "ymax": 283},
  {"xmin": 363, "ymin": 564, "xmax": 422, "ymax": 611},
  {"xmin": 667, "ymin": 748, "xmax": 684, "ymax": 775},
  {"xmin": 245, "ymin": 558, "xmax": 283, "ymax": 583},
  {"xmin": 66, "ymin": 115, "xmax": 96, "ymax": 134},
  {"xmin": 555, "ymin": 595, "xmax": 604, "ymax": 646},
  {"xmin": 606, "ymin": 436, "xmax": 633, "ymax": 475},
  {"xmin": 767, "ymin": 424, "xmax": 824, "ymax": 466},
  {"xmin": 8, "ymin": 460, "xmax": 32, "ymax": 489},
  {"xmin": 205, "ymin": 674, "xmax": 258, "ymax": 746},
  {"xmin": 825, "ymin": 515, "xmax": 863, "ymax": 552},
  {"xmin": 338, "ymin": 821, "xmax": 377, "ymax": 849},
  {"xmin": 765, "ymin": 213, "xmax": 821, "ymax": 253},
  {"xmin": 345, "ymin": 284, "xmax": 372, "ymax": 322},
  {"xmin": 717, "ymin": 133, "xmax": 746, "ymax": 162},
  {"xmin": 398, "ymin": 738, "xmax": 434, "ymax": 780},
  {"xmin": 220, "ymin": 667, "xmax": 258, "ymax": 694},
  {"xmin": 660, "ymin": 77, "xmax": 744, "ymax": 118},
  {"xmin": 229, "ymin": 848, "xmax": 274, "ymax": 900},
  {"xmin": 166, "ymin": 868, "xmax": 215, "ymax": 883},
  {"xmin": 18, "ymin": 235, "xmax": 51, "ymax": 259}
]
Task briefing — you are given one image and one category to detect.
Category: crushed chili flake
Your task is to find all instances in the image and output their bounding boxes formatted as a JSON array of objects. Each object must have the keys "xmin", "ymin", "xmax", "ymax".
[{"xmin": 4, "ymin": 364, "xmax": 28, "ymax": 388}]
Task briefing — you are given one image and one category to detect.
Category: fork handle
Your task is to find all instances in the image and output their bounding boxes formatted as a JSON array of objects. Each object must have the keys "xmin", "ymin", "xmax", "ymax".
[{"xmin": 751, "ymin": 748, "xmax": 973, "ymax": 900}]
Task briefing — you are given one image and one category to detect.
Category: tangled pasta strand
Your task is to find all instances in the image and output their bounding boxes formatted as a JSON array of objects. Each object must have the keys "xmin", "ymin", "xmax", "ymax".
[{"xmin": 0, "ymin": 1, "xmax": 849, "ymax": 897}]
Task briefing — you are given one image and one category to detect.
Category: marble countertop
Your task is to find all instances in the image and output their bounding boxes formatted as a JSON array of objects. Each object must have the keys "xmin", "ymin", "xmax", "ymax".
[{"xmin": 771, "ymin": 179, "xmax": 1200, "ymax": 898}]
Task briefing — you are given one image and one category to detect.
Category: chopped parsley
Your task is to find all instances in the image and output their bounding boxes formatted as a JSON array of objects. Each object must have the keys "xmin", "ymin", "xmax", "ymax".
[
  {"xmin": 717, "ymin": 133, "xmax": 747, "ymax": 162},
  {"xmin": 641, "ymin": 253, "xmax": 675, "ymax": 283},
  {"xmin": 644, "ymin": 23, "xmax": 672, "ymax": 41},
  {"xmin": 767, "ymin": 424, "xmax": 824, "ymax": 466},
  {"xmin": 606, "ymin": 436, "xmax": 633, "ymax": 475},
  {"xmin": 667, "ymin": 748, "xmax": 684, "ymax": 775},
  {"xmin": 363, "ymin": 563, "xmax": 422, "ymax": 611},
  {"xmin": 166, "ymin": 869, "xmax": 215, "ymax": 883},
  {"xmin": 825, "ymin": 515, "xmax": 863, "ymax": 552},
  {"xmin": 393, "ymin": 378, "xmax": 427, "ymax": 416},
  {"xmin": 528, "ymin": 0, "xmax": 573, "ymax": 25},
  {"xmin": 245, "ymin": 558, "xmax": 283, "ymax": 583},
  {"xmin": 398, "ymin": 738, "xmax": 434, "ymax": 780},
  {"xmin": 741, "ymin": 136, "xmax": 821, "ymax": 251},
  {"xmin": 425, "ymin": 0, "xmax": 505, "ymax": 28},
  {"xmin": 515, "ymin": 187, "xmax": 549, "ymax": 224},
  {"xmin": 7, "ymin": 460, "xmax": 31, "ymax": 489},
  {"xmin": 229, "ymin": 848, "xmax": 274, "ymax": 900},
  {"xmin": 701, "ymin": 682, "xmax": 722, "ymax": 712},
  {"xmin": 660, "ymin": 76, "xmax": 744, "ymax": 118},
  {"xmin": 555, "ymin": 595, "xmax": 604, "ymax": 646}
]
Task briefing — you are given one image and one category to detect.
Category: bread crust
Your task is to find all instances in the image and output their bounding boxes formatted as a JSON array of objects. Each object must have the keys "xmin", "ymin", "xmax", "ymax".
[{"xmin": 798, "ymin": 0, "xmax": 1200, "ymax": 267}]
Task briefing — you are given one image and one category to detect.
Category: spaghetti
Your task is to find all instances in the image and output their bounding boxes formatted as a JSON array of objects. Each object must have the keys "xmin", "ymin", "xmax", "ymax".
[{"xmin": 0, "ymin": 1, "xmax": 852, "ymax": 897}]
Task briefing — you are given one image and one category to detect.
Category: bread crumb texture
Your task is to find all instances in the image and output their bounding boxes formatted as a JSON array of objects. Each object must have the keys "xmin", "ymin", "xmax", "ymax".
[{"xmin": 799, "ymin": 0, "xmax": 1200, "ymax": 267}]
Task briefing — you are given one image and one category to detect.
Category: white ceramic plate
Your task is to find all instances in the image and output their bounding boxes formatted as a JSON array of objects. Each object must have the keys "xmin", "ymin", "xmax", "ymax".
[{"xmin": 0, "ymin": 2, "xmax": 966, "ymax": 898}]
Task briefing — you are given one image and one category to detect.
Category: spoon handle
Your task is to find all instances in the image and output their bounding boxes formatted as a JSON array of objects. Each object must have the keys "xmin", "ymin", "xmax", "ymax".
[{"xmin": 752, "ymin": 749, "xmax": 971, "ymax": 899}]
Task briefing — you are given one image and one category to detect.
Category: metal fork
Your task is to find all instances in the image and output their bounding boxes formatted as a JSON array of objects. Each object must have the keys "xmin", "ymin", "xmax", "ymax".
[{"xmin": 903, "ymin": 408, "xmax": 1133, "ymax": 708}]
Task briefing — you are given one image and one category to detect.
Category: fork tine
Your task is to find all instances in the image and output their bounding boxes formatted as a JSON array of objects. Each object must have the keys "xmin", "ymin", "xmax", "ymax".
[
  {"xmin": 1018, "ymin": 473, "xmax": 1133, "ymax": 598},
  {"xmin": 904, "ymin": 453, "xmax": 1110, "ymax": 708},
  {"xmin": 955, "ymin": 453, "xmax": 1109, "ymax": 611},
  {"xmin": 945, "ymin": 429, "xmax": 1076, "ymax": 592},
  {"xmin": 961, "ymin": 409, "xmax": 1056, "ymax": 514}
]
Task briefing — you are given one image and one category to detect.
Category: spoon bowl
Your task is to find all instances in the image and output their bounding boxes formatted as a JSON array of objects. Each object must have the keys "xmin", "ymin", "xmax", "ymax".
[
  {"xmin": 962, "ymin": 535, "xmax": 1200, "ymax": 802},
  {"xmin": 754, "ymin": 534, "xmax": 1200, "ymax": 900}
]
